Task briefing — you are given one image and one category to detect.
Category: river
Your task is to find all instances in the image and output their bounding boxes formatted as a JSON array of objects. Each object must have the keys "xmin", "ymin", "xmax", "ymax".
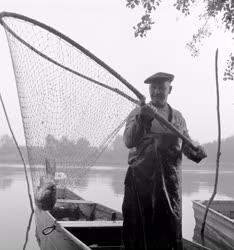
[{"xmin": 0, "ymin": 164, "xmax": 234, "ymax": 250}]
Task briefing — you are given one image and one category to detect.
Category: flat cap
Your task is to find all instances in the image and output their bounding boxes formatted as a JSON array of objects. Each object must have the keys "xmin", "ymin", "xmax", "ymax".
[{"xmin": 144, "ymin": 72, "xmax": 174, "ymax": 84}]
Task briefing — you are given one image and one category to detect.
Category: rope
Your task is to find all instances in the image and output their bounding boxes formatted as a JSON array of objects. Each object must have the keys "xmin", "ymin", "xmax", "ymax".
[
  {"xmin": 157, "ymin": 151, "xmax": 179, "ymax": 220},
  {"xmin": 42, "ymin": 221, "xmax": 57, "ymax": 235},
  {"xmin": 0, "ymin": 93, "xmax": 34, "ymax": 212}
]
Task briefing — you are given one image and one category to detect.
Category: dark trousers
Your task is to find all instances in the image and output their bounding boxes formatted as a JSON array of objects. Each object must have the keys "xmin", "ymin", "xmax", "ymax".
[{"xmin": 122, "ymin": 167, "xmax": 183, "ymax": 250}]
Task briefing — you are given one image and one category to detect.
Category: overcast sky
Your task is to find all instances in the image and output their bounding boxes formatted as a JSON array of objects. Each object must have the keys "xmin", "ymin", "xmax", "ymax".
[{"xmin": 0, "ymin": 0, "xmax": 233, "ymax": 145}]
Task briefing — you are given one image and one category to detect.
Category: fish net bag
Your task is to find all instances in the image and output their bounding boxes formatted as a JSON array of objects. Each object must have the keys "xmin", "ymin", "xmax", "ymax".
[{"xmin": 0, "ymin": 12, "xmax": 142, "ymax": 194}]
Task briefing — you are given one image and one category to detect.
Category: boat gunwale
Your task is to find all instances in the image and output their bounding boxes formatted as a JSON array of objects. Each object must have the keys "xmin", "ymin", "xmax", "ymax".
[
  {"xmin": 193, "ymin": 199, "xmax": 234, "ymax": 249},
  {"xmin": 193, "ymin": 200, "xmax": 234, "ymax": 223},
  {"xmin": 36, "ymin": 209, "xmax": 92, "ymax": 250}
]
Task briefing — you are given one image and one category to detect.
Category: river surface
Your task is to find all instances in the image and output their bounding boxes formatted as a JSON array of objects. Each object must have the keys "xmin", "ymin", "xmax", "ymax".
[{"xmin": 0, "ymin": 163, "xmax": 234, "ymax": 250}]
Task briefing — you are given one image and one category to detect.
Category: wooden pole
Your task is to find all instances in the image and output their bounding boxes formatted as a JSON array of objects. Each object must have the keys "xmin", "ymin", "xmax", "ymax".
[
  {"xmin": 201, "ymin": 48, "xmax": 221, "ymax": 235},
  {"xmin": 148, "ymin": 103, "xmax": 198, "ymax": 151},
  {"xmin": 0, "ymin": 93, "xmax": 34, "ymax": 212},
  {"xmin": 22, "ymin": 211, "xmax": 34, "ymax": 250}
]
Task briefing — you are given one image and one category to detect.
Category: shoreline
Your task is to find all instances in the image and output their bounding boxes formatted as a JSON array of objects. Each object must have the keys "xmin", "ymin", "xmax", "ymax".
[{"xmin": 1, "ymin": 162, "xmax": 234, "ymax": 173}]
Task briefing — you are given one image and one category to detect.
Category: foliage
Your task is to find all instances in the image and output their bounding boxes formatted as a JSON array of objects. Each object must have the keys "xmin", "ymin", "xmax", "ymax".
[
  {"xmin": 0, "ymin": 134, "xmax": 27, "ymax": 163},
  {"xmin": 126, "ymin": 0, "xmax": 160, "ymax": 37},
  {"xmin": 0, "ymin": 134, "xmax": 128, "ymax": 165},
  {"xmin": 44, "ymin": 134, "xmax": 96, "ymax": 162},
  {"xmin": 0, "ymin": 134, "xmax": 15, "ymax": 154},
  {"xmin": 126, "ymin": 0, "xmax": 234, "ymax": 80},
  {"xmin": 0, "ymin": 134, "xmax": 15, "ymax": 148},
  {"xmin": 2, "ymin": 133, "xmax": 234, "ymax": 168}
]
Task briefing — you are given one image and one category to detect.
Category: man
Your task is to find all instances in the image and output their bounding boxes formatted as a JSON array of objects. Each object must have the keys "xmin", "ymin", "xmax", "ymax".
[{"xmin": 122, "ymin": 72, "xmax": 206, "ymax": 250}]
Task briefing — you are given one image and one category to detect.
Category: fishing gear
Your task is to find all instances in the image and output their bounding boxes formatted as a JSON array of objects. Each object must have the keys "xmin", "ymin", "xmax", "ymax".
[{"xmin": 0, "ymin": 11, "xmax": 197, "ymax": 195}]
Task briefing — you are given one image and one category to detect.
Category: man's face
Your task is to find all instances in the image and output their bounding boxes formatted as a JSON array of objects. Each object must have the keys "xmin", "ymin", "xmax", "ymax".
[{"xmin": 149, "ymin": 80, "xmax": 172, "ymax": 107}]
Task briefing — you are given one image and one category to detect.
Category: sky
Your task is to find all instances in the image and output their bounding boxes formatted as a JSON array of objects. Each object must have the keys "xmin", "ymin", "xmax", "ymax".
[{"xmin": 0, "ymin": 0, "xmax": 233, "ymax": 145}]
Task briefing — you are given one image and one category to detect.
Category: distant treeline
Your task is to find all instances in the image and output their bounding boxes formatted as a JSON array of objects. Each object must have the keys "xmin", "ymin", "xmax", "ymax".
[
  {"xmin": 0, "ymin": 135, "xmax": 28, "ymax": 163},
  {"xmin": 0, "ymin": 134, "xmax": 234, "ymax": 168},
  {"xmin": 0, "ymin": 134, "xmax": 128, "ymax": 165},
  {"xmin": 202, "ymin": 136, "xmax": 234, "ymax": 164}
]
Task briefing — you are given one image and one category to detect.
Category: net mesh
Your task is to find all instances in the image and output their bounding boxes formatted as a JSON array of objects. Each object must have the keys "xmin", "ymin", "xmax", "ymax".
[{"xmin": 1, "ymin": 14, "xmax": 138, "ymax": 194}]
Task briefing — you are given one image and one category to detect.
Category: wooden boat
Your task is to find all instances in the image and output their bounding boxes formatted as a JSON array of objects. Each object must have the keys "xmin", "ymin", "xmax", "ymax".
[
  {"xmin": 193, "ymin": 200, "xmax": 234, "ymax": 250},
  {"xmin": 35, "ymin": 188, "xmax": 211, "ymax": 250}
]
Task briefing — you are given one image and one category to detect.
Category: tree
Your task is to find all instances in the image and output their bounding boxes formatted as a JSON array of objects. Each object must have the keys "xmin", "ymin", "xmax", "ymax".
[
  {"xmin": 0, "ymin": 134, "xmax": 15, "ymax": 151},
  {"xmin": 0, "ymin": 134, "xmax": 24, "ymax": 163},
  {"xmin": 112, "ymin": 135, "xmax": 126, "ymax": 154},
  {"xmin": 126, "ymin": 0, "xmax": 234, "ymax": 80}
]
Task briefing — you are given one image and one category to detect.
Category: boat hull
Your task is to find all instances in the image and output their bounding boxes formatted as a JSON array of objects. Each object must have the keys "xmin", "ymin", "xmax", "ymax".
[
  {"xmin": 35, "ymin": 188, "xmax": 211, "ymax": 250},
  {"xmin": 193, "ymin": 200, "xmax": 234, "ymax": 250}
]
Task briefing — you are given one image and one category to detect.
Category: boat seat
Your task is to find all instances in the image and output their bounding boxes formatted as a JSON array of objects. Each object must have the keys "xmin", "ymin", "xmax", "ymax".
[
  {"xmin": 58, "ymin": 220, "xmax": 123, "ymax": 228},
  {"xmin": 53, "ymin": 199, "xmax": 97, "ymax": 220},
  {"xmin": 56, "ymin": 199, "xmax": 96, "ymax": 205},
  {"xmin": 89, "ymin": 245, "xmax": 123, "ymax": 250}
]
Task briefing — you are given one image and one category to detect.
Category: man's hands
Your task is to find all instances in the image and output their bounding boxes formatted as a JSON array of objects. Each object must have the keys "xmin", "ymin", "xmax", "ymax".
[
  {"xmin": 189, "ymin": 145, "xmax": 207, "ymax": 163},
  {"xmin": 195, "ymin": 145, "xmax": 207, "ymax": 159},
  {"xmin": 139, "ymin": 105, "xmax": 207, "ymax": 164},
  {"xmin": 139, "ymin": 105, "xmax": 155, "ymax": 126}
]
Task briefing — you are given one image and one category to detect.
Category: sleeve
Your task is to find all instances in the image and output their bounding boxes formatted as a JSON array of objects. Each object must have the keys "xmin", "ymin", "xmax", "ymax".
[
  {"xmin": 180, "ymin": 115, "xmax": 200, "ymax": 163},
  {"xmin": 123, "ymin": 107, "xmax": 145, "ymax": 148}
]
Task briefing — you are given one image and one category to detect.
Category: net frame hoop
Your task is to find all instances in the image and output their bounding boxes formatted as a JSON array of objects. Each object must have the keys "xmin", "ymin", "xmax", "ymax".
[
  {"xmin": 0, "ymin": 11, "xmax": 143, "ymax": 104},
  {"xmin": 0, "ymin": 11, "xmax": 197, "ymax": 151}
]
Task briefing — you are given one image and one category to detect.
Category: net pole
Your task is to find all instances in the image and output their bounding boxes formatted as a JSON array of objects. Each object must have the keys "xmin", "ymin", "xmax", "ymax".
[
  {"xmin": 0, "ymin": 93, "xmax": 34, "ymax": 212},
  {"xmin": 201, "ymin": 48, "xmax": 221, "ymax": 235}
]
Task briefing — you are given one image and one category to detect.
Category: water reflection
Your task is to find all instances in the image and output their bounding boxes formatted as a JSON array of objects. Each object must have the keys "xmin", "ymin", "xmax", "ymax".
[
  {"xmin": 89, "ymin": 166, "xmax": 126, "ymax": 196},
  {"xmin": 0, "ymin": 165, "xmax": 40, "ymax": 250},
  {"xmin": 183, "ymin": 170, "xmax": 234, "ymax": 198},
  {"xmin": 84, "ymin": 166, "xmax": 234, "ymax": 201},
  {"xmin": 0, "ymin": 166, "xmax": 17, "ymax": 190},
  {"xmin": 0, "ymin": 178, "xmax": 13, "ymax": 190}
]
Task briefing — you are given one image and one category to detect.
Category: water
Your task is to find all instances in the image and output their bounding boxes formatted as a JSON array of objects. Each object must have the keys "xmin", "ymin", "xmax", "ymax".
[{"xmin": 0, "ymin": 164, "xmax": 234, "ymax": 250}]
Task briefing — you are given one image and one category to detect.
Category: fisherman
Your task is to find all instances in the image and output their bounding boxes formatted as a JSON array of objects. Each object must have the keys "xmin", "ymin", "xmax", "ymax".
[{"xmin": 122, "ymin": 72, "xmax": 207, "ymax": 250}]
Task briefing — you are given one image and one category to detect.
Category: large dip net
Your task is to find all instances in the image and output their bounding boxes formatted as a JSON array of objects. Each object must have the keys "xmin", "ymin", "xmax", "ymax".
[{"xmin": 0, "ymin": 12, "xmax": 143, "ymax": 194}]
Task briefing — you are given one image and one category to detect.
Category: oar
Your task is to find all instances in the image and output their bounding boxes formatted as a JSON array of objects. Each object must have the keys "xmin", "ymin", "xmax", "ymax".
[{"xmin": 0, "ymin": 93, "xmax": 34, "ymax": 212}]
